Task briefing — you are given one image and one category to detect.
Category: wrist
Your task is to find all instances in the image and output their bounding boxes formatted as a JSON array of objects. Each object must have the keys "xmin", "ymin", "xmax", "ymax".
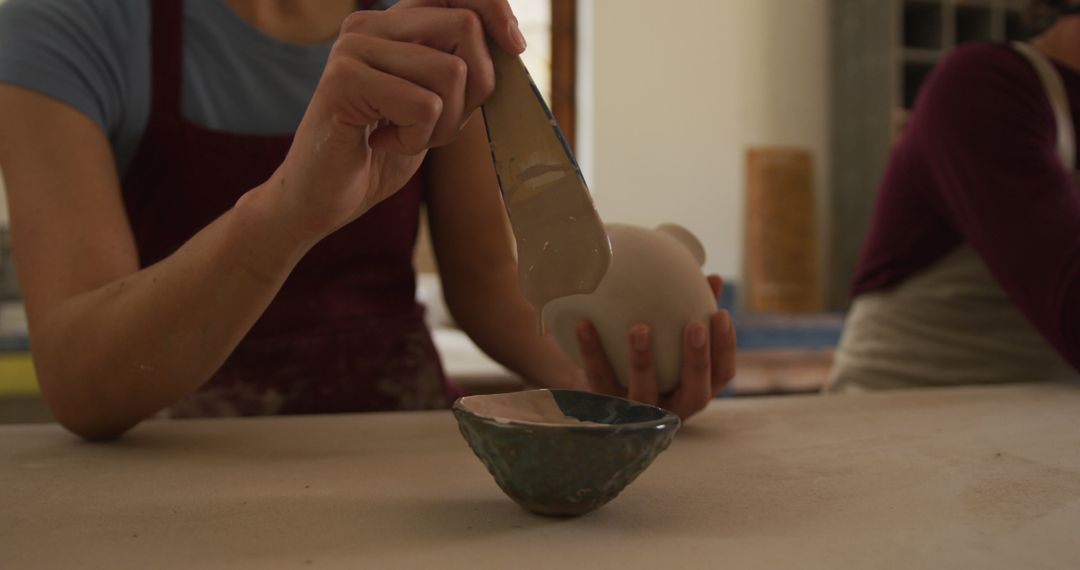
[
  {"xmin": 229, "ymin": 179, "xmax": 318, "ymax": 281},
  {"xmin": 258, "ymin": 167, "xmax": 332, "ymax": 247}
]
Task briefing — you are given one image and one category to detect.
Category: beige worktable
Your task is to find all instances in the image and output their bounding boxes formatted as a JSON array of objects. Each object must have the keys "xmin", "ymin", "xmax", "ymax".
[{"xmin": 4, "ymin": 383, "xmax": 1080, "ymax": 569}]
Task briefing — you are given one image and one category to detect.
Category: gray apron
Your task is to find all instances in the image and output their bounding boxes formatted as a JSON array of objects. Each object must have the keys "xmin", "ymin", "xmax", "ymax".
[{"xmin": 827, "ymin": 42, "xmax": 1079, "ymax": 392}]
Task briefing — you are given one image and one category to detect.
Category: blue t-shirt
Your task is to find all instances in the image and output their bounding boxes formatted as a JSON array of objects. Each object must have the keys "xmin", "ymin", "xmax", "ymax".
[{"xmin": 0, "ymin": 0, "xmax": 387, "ymax": 175}]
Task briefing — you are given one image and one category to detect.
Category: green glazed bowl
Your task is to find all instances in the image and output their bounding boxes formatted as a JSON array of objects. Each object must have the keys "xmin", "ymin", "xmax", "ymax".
[{"xmin": 453, "ymin": 389, "xmax": 680, "ymax": 517}]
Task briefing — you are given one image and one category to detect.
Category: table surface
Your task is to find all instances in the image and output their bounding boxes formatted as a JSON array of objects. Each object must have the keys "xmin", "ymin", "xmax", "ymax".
[{"xmin": 4, "ymin": 383, "xmax": 1080, "ymax": 569}]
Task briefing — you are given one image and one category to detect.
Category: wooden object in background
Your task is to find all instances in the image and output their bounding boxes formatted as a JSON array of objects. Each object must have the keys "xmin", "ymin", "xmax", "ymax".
[
  {"xmin": 551, "ymin": 0, "xmax": 576, "ymax": 152},
  {"xmin": 745, "ymin": 148, "xmax": 822, "ymax": 313}
]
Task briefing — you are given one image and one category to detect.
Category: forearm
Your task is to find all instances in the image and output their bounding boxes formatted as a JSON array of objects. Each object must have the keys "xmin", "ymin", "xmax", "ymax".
[
  {"xmin": 32, "ymin": 181, "xmax": 313, "ymax": 439},
  {"xmin": 423, "ymin": 111, "xmax": 581, "ymax": 389},
  {"xmin": 447, "ymin": 268, "xmax": 584, "ymax": 390}
]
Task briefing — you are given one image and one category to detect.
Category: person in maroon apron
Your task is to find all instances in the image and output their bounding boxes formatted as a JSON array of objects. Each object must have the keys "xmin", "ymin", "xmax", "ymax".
[
  {"xmin": 126, "ymin": 0, "xmax": 450, "ymax": 417},
  {"xmin": 0, "ymin": 0, "xmax": 535, "ymax": 439},
  {"xmin": 0, "ymin": 0, "xmax": 736, "ymax": 440}
]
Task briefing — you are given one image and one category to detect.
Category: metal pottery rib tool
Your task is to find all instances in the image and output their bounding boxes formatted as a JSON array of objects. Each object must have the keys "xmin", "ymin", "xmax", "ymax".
[{"xmin": 481, "ymin": 47, "xmax": 612, "ymax": 331}]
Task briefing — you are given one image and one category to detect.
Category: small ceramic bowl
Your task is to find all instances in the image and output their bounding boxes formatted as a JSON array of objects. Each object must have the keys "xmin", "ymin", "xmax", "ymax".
[{"xmin": 452, "ymin": 389, "xmax": 680, "ymax": 517}]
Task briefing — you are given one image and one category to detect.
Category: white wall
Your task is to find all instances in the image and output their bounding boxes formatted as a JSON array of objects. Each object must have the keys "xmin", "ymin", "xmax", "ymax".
[{"xmin": 577, "ymin": 0, "xmax": 830, "ymax": 281}]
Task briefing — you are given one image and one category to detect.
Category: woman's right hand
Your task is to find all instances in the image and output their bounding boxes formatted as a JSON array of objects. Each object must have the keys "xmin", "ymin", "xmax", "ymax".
[{"xmin": 269, "ymin": 0, "xmax": 526, "ymax": 244}]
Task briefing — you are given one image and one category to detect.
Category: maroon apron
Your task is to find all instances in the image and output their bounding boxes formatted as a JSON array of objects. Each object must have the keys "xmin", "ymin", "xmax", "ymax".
[{"xmin": 122, "ymin": 0, "xmax": 453, "ymax": 417}]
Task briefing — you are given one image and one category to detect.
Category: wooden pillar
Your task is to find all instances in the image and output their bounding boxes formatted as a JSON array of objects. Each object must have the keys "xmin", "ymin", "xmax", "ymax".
[{"xmin": 551, "ymin": 0, "xmax": 576, "ymax": 152}]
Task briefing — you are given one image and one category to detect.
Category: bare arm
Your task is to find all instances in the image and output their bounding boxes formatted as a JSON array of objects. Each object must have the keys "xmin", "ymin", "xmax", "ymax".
[
  {"xmin": 427, "ymin": 117, "xmax": 737, "ymax": 417},
  {"xmin": 1, "ymin": 1, "xmax": 527, "ymax": 439},
  {"xmin": 0, "ymin": 87, "xmax": 312, "ymax": 439},
  {"xmin": 426, "ymin": 115, "xmax": 585, "ymax": 389}
]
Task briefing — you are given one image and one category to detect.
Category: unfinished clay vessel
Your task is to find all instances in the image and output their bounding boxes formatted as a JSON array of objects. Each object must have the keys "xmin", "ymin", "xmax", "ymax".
[{"xmin": 544, "ymin": 223, "xmax": 716, "ymax": 394}]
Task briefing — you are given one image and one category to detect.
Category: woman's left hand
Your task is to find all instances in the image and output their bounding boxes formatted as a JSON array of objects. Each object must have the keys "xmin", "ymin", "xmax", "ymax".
[{"xmin": 574, "ymin": 275, "xmax": 736, "ymax": 420}]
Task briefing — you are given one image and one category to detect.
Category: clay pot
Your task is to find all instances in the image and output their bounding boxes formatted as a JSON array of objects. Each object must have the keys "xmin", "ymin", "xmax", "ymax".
[
  {"xmin": 544, "ymin": 223, "xmax": 716, "ymax": 394},
  {"xmin": 453, "ymin": 389, "xmax": 680, "ymax": 516}
]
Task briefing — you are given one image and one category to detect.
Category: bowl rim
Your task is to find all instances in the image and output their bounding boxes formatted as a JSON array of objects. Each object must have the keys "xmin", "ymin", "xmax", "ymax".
[{"xmin": 452, "ymin": 389, "xmax": 681, "ymax": 432}]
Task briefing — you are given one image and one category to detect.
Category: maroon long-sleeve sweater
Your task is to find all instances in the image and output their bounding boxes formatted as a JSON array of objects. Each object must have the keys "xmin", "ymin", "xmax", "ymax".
[{"xmin": 852, "ymin": 42, "xmax": 1080, "ymax": 371}]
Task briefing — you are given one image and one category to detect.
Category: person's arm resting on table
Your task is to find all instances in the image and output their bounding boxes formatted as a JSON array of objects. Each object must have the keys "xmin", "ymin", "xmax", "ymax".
[{"xmin": 0, "ymin": 0, "xmax": 526, "ymax": 439}]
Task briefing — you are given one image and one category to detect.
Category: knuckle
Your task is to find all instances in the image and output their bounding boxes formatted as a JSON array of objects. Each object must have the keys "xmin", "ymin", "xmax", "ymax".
[
  {"xmin": 481, "ymin": 0, "xmax": 515, "ymax": 28},
  {"xmin": 577, "ymin": 339, "xmax": 596, "ymax": 356},
  {"xmin": 416, "ymin": 93, "xmax": 443, "ymax": 124},
  {"xmin": 472, "ymin": 64, "xmax": 495, "ymax": 101},
  {"xmin": 444, "ymin": 55, "xmax": 469, "ymax": 87},
  {"xmin": 715, "ymin": 361, "xmax": 736, "ymax": 382},
  {"xmin": 340, "ymin": 11, "xmax": 375, "ymax": 34},
  {"xmin": 630, "ymin": 356, "xmax": 652, "ymax": 373},
  {"xmin": 334, "ymin": 31, "xmax": 365, "ymax": 51},
  {"xmin": 498, "ymin": 1, "xmax": 516, "ymax": 23},
  {"xmin": 456, "ymin": 9, "xmax": 484, "ymax": 37},
  {"xmin": 322, "ymin": 58, "xmax": 356, "ymax": 86},
  {"xmin": 686, "ymin": 356, "xmax": 709, "ymax": 375},
  {"xmin": 327, "ymin": 46, "xmax": 345, "ymax": 64}
]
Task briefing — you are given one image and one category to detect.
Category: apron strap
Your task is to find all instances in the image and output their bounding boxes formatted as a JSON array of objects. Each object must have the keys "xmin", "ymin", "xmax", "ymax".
[
  {"xmin": 149, "ymin": 0, "xmax": 184, "ymax": 120},
  {"xmin": 1012, "ymin": 41, "xmax": 1076, "ymax": 172}
]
